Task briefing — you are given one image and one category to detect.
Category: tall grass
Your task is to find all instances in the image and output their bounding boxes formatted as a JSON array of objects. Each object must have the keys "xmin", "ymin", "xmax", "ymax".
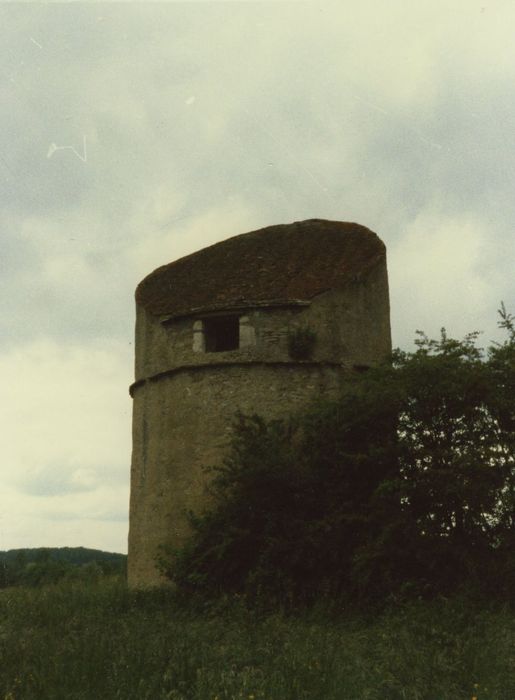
[{"xmin": 0, "ymin": 577, "xmax": 513, "ymax": 699}]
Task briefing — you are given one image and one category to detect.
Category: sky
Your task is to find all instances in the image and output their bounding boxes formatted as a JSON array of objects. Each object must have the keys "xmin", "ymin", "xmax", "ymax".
[{"xmin": 1, "ymin": 1, "xmax": 513, "ymax": 554}]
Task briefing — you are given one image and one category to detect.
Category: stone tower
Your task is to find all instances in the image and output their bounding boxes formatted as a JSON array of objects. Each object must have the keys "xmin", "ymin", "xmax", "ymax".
[{"xmin": 128, "ymin": 219, "xmax": 391, "ymax": 588}]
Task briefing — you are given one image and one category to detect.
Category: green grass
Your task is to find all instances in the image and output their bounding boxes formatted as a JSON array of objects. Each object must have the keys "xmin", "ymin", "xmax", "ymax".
[{"xmin": 0, "ymin": 578, "xmax": 513, "ymax": 699}]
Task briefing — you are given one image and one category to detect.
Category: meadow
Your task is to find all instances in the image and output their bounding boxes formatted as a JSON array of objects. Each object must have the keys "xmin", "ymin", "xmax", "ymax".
[{"xmin": 0, "ymin": 577, "xmax": 513, "ymax": 700}]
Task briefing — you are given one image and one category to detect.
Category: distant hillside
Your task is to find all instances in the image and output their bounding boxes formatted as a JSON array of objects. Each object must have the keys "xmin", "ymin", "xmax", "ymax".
[
  {"xmin": 0, "ymin": 547, "xmax": 126, "ymax": 567},
  {"xmin": 0, "ymin": 547, "xmax": 126, "ymax": 587}
]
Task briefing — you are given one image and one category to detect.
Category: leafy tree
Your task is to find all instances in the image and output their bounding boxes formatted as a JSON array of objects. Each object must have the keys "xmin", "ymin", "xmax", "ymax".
[
  {"xmin": 357, "ymin": 316, "xmax": 514, "ymax": 599},
  {"xmin": 163, "ymin": 308, "xmax": 514, "ymax": 603}
]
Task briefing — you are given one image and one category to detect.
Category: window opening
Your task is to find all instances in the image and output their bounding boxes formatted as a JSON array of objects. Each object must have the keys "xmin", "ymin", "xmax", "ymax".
[{"xmin": 203, "ymin": 315, "xmax": 240, "ymax": 352}]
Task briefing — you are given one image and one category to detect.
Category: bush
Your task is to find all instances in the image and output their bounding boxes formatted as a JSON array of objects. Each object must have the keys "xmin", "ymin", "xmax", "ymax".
[{"xmin": 162, "ymin": 308, "xmax": 515, "ymax": 604}]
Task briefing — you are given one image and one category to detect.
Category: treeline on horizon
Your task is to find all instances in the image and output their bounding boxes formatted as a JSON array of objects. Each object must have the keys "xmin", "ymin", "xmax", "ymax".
[{"xmin": 0, "ymin": 547, "xmax": 126, "ymax": 588}]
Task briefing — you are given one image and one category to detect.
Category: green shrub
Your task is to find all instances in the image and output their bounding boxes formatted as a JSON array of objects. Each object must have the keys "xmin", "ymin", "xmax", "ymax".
[
  {"xmin": 287, "ymin": 326, "xmax": 317, "ymax": 360},
  {"xmin": 162, "ymin": 309, "xmax": 515, "ymax": 604}
]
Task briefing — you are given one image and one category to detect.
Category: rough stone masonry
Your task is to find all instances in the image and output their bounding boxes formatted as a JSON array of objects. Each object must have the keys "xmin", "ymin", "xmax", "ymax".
[{"xmin": 128, "ymin": 219, "xmax": 392, "ymax": 588}]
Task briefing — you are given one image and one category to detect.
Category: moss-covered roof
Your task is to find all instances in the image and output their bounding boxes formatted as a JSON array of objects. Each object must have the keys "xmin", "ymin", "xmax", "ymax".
[{"xmin": 136, "ymin": 219, "xmax": 386, "ymax": 317}]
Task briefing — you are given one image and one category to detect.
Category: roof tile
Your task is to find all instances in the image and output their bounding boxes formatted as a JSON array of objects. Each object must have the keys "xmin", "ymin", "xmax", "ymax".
[{"xmin": 136, "ymin": 219, "xmax": 385, "ymax": 317}]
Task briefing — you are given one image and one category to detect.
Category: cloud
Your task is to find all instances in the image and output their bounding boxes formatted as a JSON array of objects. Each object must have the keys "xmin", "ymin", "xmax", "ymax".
[
  {"xmin": 0, "ymin": 481, "xmax": 128, "ymax": 552},
  {"xmin": 389, "ymin": 203, "xmax": 504, "ymax": 347},
  {"xmin": 20, "ymin": 464, "xmax": 100, "ymax": 497},
  {"xmin": 125, "ymin": 196, "xmax": 264, "ymax": 280},
  {"xmin": 0, "ymin": 0, "xmax": 514, "ymax": 550},
  {"xmin": 0, "ymin": 338, "xmax": 130, "ymax": 551}
]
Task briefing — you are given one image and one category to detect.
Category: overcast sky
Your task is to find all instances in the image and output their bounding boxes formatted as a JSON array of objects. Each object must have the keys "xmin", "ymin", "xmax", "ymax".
[{"xmin": 1, "ymin": 1, "xmax": 513, "ymax": 554}]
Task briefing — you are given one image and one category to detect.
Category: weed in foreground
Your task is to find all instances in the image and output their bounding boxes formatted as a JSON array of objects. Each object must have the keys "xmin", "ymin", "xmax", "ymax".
[{"xmin": 0, "ymin": 579, "xmax": 513, "ymax": 699}]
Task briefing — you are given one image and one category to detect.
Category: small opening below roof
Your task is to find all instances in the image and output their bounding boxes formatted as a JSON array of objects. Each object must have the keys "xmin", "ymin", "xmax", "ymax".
[{"xmin": 203, "ymin": 315, "xmax": 240, "ymax": 352}]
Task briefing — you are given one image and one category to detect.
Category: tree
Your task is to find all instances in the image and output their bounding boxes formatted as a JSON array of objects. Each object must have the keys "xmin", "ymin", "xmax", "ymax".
[{"xmin": 162, "ymin": 309, "xmax": 514, "ymax": 603}]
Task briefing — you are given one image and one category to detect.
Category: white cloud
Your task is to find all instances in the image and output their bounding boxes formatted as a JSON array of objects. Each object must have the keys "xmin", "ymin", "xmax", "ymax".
[
  {"xmin": 0, "ymin": 338, "xmax": 131, "ymax": 551},
  {"xmin": 125, "ymin": 196, "xmax": 264, "ymax": 280},
  {"xmin": 1, "ymin": 0, "xmax": 514, "ymax": 551},
  {"xmin": 389, "ymin": 205, "xmax": 500, "ymax": 348}
]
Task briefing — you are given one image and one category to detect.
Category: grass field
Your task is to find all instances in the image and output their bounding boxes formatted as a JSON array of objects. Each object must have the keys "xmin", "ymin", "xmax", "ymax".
[{"xmin": 0, "ymin": 577, "xmax": 513, "ymax": 700}]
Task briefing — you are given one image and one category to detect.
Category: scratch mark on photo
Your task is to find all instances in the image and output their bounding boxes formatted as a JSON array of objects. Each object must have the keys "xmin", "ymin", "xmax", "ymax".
[{"xmin": 47, "ymin": 136, "xmax": 87, "ymax": 163}]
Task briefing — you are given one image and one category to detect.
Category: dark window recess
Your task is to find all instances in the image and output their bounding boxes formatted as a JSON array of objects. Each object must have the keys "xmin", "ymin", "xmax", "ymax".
[
  {"xmin": 204, "ymin": 316, "xmax": 240, "ymax": 352},
  {"xmin": 353, "ymin": 364, "xmax": 370, "ymax": 374}
]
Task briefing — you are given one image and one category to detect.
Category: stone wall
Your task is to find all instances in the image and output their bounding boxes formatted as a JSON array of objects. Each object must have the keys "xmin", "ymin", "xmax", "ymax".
[
  {"xmin": 128, "ymin": 236, "xmax": 391, "ymax": 588},
  {"xmin": 128, "ymin": 362, "xmax": 350, "ymax": 588},
  {"xmin": 132, "ymin": 264, "xmax": 391, "ymax": 383}
]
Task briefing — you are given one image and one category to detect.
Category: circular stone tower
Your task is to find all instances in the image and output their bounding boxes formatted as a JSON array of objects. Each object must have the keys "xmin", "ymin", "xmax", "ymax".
[{"xmin": 128, "ymin": 219, "xmax": 391, "ymax": 588}]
